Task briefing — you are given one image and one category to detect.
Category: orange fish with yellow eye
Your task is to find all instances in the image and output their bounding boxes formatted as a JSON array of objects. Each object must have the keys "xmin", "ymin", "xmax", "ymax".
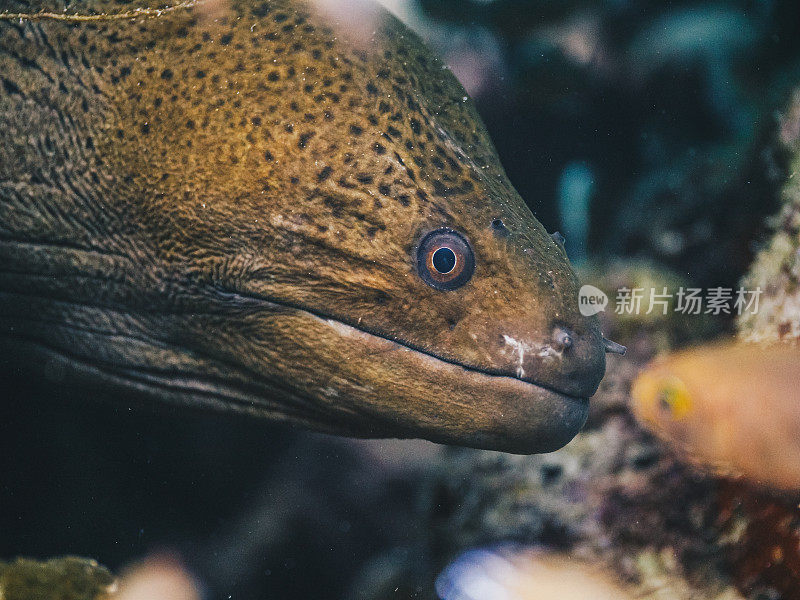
[{"xmin": 631, "ymin": 340, "xmax": 800, "ymax": 491}]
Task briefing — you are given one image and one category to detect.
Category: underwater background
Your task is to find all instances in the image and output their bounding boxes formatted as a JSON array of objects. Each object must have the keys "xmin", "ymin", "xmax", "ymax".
[{"xmin": 2, "ymin": 0, "xmax": 800, "ymax": 598}]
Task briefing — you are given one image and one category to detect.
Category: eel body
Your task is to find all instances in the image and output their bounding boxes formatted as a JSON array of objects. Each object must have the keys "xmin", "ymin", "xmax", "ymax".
[{"xmin": 0, "ymin": 0, "xmax": 609, "ymax": 453}]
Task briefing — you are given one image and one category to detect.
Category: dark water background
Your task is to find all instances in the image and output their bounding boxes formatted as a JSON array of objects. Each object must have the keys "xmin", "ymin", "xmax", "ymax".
[{"xmin": 3, "ymin": 0, "xmax": 800, "ymax": 598}]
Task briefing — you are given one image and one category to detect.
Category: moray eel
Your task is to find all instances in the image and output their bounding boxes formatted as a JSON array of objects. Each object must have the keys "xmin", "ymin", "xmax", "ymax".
[
  {"xmin": 632, "ymin": 340, "xmax": 800, "ymax": 489},
  {"xmin": 0, "ymin": 0, "xmax": 618, "ymax": 453}
]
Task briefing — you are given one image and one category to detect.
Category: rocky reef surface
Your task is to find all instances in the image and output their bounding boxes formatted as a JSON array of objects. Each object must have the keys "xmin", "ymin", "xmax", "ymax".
[{"xmin": 739, "ymin": 88, "xmax": 800, "ymax": 343}]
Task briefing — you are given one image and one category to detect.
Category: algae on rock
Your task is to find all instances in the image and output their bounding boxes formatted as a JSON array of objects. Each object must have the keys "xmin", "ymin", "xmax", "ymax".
[{"xmin": 0, "ymin": 556, "xmax": 115, "ymax": 600}]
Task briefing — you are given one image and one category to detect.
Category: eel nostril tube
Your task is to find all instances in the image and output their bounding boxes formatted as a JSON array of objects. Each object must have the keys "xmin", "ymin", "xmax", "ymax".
[
  {"xmin": 553, "ymin": 328, "xmax": 574, "ymax": 351},
  {"xmin": 603, "ymin": 337, "xmax": 627, "ymax": 355}
]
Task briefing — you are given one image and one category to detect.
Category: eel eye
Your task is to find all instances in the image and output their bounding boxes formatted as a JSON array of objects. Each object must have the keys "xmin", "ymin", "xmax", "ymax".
[{"xmin": 416, "ymin": 228, "xmax": 475, "ymax": 291}]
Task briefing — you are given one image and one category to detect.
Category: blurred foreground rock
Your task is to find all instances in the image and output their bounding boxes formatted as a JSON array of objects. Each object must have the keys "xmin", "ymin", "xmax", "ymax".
[
  {"xmin": 0, "ymin": 557, "xmax": 114, "ymax": 600},
  {"xmin": 113, "ymin": 556, "xmax": 201, "ymax": 600},
  {"xmin": 434, "ymin": 547, "xmax": 640, "ymax": 600},
  {"xmin": 0, "ymin": 555, "xmax": 203, "ymax": 600}
]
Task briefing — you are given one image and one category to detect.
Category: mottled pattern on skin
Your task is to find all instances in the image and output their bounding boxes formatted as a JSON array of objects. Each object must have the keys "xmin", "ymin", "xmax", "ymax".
[{"xmin": 0, "ymin": 0, "xmax": 605, "ymax": 452}]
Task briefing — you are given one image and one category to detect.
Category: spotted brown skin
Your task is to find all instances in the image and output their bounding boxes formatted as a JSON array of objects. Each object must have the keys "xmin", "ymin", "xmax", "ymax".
[{"xmin": 0, "ymin": 0, "xmax": 606, "ymax": 453}]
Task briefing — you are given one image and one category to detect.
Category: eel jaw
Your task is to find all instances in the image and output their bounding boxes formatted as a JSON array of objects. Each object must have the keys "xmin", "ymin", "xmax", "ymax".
[
  {"xmin": 184, "ymin": 288, "xmax": 597, "ymax": 454},
  {"xmin": 2, "ymin": 288, "xmax": 593, "ymax": 454},
  {"xmin": 253, "ymin": 304, "xmax": 593, "ymax": 454}
]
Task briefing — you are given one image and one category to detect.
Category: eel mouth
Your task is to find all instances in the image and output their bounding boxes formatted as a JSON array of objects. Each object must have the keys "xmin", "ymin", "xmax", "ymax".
[
  {"xmin": 227, "ymin": 290, "xmax": 593, "ymax": 454},
  {"xmin": 325, "ymin": 313, "xmax": 587, "ymax": 400},
  {"xmin": 235, "ymin": 288, "xmax": 589, "ymax": 396},
  {"xmin": 1, "ymin": 283, "xmax": 592, "ymax": 454}
]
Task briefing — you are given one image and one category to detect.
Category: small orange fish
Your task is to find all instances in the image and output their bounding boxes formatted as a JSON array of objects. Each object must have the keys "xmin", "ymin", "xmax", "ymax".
[{"xmin": 631, "ymin": 340, "xmax": 800, "ymax": 490}]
